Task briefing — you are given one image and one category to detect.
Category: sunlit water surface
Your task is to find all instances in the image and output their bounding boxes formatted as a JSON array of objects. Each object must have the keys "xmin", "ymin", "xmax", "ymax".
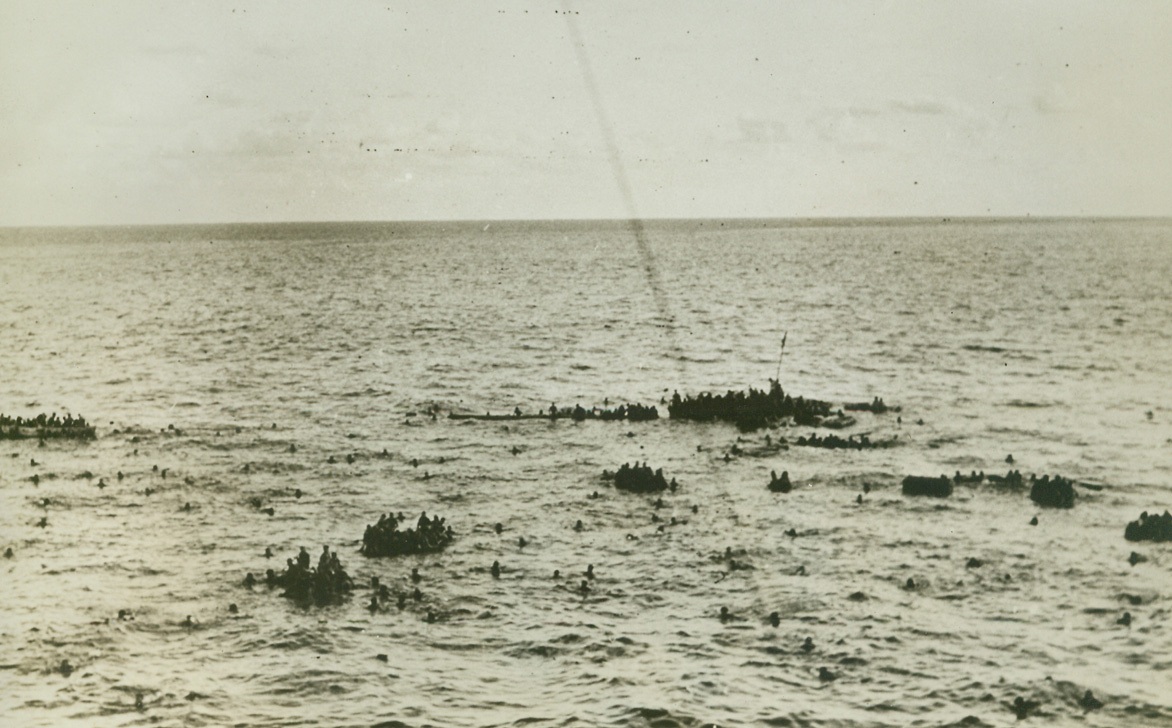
[{"xmin": 1, "ymin": 218, "xmax": 1171, "ymax": 727}]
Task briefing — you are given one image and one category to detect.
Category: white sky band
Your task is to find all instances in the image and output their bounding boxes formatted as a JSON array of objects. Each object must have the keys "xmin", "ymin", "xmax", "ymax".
[{"xmin": 2, "ymin": 1, "xmax": 1170, "ymax": 226}]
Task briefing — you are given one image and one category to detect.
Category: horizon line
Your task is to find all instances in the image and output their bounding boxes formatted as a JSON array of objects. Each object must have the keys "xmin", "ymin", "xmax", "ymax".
[{"xmin": 3, "ymin": 213, "xmax": 1170, "ymax": 232}]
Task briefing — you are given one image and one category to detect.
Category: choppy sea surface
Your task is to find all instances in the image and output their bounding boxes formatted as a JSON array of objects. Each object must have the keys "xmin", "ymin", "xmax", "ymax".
[{"xmin": 1, "ymin": 218, "xmax": 1171, "ymax": 728}]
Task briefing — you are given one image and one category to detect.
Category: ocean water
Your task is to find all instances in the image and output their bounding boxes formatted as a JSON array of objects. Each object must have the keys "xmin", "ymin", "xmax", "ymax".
[{"xmin": 1, "ymin": 218, "xmax": 1170, "ymax": 727}]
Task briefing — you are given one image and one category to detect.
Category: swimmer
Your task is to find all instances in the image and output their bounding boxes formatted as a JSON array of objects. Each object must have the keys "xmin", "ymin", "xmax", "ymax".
[
  {"xmin": 228, "ymin": 603, "xmax": 238, "ymax": 614},
  {"xmin": 1080, "ymin": 690, "xmax": 1103, "ymax": 711},
  {"xmin": 801, "ymin": 637, "xmax": 815, "ymax": 653},
  {"xmin": 491, "ymin": 560, "xmax": 501, "ymax": 578},
  {"xmin": 574, "ymin": 520, "xmax": 584, "ymax": 531},
  {"xmin": 585, "ymin": 564, "xmax": 595, "ymax": 580},
  {"xmin": 769, "ymin": 611, "xmax": 780, "ymax": 627},
  {"xmin": 411, "ymin": 568, "xmax": 421, "ymax": 583},
  {"xmin": 719, "ymin": 606, "xmax": 732, "ymax": 622},
  {"xmin": 1009, "ymin": 697, "xmax": 1039, "ymax": 720}
]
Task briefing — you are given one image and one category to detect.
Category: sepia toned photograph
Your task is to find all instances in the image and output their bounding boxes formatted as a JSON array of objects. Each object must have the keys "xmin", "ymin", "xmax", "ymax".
[{"xmin": 2, "ymin": 2, "xmax": 1170, "ymax": 726}]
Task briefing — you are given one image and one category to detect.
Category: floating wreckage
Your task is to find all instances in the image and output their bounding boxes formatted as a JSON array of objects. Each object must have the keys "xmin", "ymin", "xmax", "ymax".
[
  {"xmin": 1028, "ymin": 474, "xmax": 1077, "ymax": 508},
  {"xmin": 255, "ymin": 546, "xmax": 353, "ymax": 607},
  {"xmin": 361, "ymin": 511, "xmax": 453, "ymax": 557},
  {"xmin": 0, "ymin": 413, "xmax": 95, "ymax": 441},
  {"xmin": 603, "ymin": 462, "xmax": 676, "ymax": 493},
  {"xmin": 449, "ymin": 402, "xmax": 658, "ymax": 422},
  {"xmin": 1124, "ymin": 511, "xmax": 1172, "ymax": 542},
  {"xmin": 902, "ymin": 475, "xmax": 954, "ymax": 498},
  {"xmin": 668, "ymin": 380, "xmax": 831, "ymax": 431}
]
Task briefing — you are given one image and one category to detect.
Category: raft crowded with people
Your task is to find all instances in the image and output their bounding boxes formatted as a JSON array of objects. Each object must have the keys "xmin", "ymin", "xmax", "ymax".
[
  {"xmin": 361, "ymin": 511, "xmax": 454, "ymax": 558},
  {"xmin": 0, "ymin": 412, "xmax": 96, "ymax": 440}
]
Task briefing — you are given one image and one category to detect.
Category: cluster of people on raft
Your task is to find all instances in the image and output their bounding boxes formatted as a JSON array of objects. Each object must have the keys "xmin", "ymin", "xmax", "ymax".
[
  {"xmin": 244, "ymin": 546, "xmax": 353, "ymax": 606},
  {"xmin": 666, "ymin": 380, "xmax": 832, "ymax": 430},
  {"xmin": 793, "ymin": 432, "xmax": 882, "ymax": 450},
  {"xmin": 953, "ymin": 470, "xmax": 1026, "ymax": 487},
  {"xmin": 1027, "ymin": 474, "xmax": 1076, "ymax": 509},
  {"xmin": 843, "ymin": 397, "xmax": 897, "ymax": 414},
  {"xmin": 608, "ymin": 462, "xmax": 677, "ymax": 493},
  {"xmin": 544, "ymin": 402, "xmax": 659, "ymax": 422},
  {"xmin": 1124, "ymin": 510, "xmax": 1172, "ymax": 542},
  {"xmin": 361, "ymin": 511, "xmax": 453, "ymax": 557},
  {"xmin": 0, "ymin": 412, "xmax": 95, "ymax": 440}
]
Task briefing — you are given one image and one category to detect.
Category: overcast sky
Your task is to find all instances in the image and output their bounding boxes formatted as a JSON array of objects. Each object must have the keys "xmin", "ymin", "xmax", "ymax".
[{"xmin": 2, "ymin": 1, "xmax": 1170, "ymax": 225}]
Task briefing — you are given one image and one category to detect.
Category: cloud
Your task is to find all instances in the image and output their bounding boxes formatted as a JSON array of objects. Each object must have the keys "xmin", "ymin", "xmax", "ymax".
[
  {"xmin": 890, "ymin": 99, "xmax": 955, "ymax": 116},
  {"xmin": 736, "ymin": 115, "xmax": 789, "ymax": 144}
]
